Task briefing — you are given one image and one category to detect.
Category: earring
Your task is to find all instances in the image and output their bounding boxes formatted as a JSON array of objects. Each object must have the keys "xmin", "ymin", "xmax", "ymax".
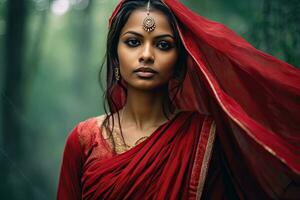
[{"xmin": 114, "ymin": 67, "xmax": 120, "ymax": 81}]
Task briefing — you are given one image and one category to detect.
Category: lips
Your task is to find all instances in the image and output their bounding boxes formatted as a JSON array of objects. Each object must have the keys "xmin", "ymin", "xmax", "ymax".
[
  {"xmin": 133, "ymin": 67, "xmax": 157, "ymax": 73},
  {"xmin": 133, "ymin": 67, "xmax": 157, "ymax": 78}
]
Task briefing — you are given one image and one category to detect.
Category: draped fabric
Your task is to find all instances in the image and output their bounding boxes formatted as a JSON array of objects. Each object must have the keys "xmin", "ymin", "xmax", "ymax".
[
  {"xmin": 165, "ymin": 1, "xmax": 300, "ymax": 198},
  {"xmin": 57, "ymin": 111, "xmax": 216, "ymax": 199},
  {"xmin": 108, "ymin": 0, "xmax": 300, "ymax": 199},
  {"xmin": 58, "ymin": 0, "xmax": 300, "ymax": 199}
]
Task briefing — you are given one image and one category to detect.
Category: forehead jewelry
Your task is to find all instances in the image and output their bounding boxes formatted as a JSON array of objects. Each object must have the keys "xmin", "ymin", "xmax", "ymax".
[{"xmin": 143, "ymin": 1, "xmax": 156, "ymax": 32}]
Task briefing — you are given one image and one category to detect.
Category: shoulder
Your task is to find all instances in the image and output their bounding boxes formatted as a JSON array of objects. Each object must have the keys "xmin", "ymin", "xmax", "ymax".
[
  {"xmin": 77, "ymin": 115, "xmax": 104, "ymax": 133},
  {"xmin": 192, "ymin": 111, "xmax": 216, "ymax": 133},
  {"xmin": 184, "ymin": 111, "xmax": 217, "ymax": 137},
  {"xmin": 181, "ymin": 110, "xmax": 213, "ymax": 121},
  {"xmin": 193, "ymin": 111, "xmax": 215, "ymax": 125},
  {"xmin": 181, "ymin": 110, "xmax": 215, "ymax": 129},
  {"xmin": 67, "ymin": 114, "xmax": 107, "ymax": 152}
]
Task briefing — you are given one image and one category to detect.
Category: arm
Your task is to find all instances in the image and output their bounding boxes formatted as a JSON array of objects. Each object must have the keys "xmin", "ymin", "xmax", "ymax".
[{"xmin": 57, "ymin": 126, "xmax": 83, "ymax": 200}]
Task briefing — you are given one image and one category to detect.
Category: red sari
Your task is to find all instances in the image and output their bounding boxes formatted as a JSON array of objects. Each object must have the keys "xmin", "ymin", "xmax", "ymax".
[
  {"xmin": 58, "ymin": 0, "xmax": 300, "ymax": 199},
  {"xmin": 57, "ymin": 111, "xmax": 217, "ymax": 199}
]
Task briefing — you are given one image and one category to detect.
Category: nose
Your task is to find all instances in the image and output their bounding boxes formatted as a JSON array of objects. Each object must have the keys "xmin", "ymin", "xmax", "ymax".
[{"xmin": 139, "ymin": 42, "xmax": 154, "ymax": 64}]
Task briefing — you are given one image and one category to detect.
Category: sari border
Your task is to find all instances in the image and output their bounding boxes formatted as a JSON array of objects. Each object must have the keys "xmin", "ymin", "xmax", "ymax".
[
  {"xmin": 189, "ymin": 116, "xmax": 216, "ymax": 200},
  {"xmin": 196, "ymin": 120, "xmax": 216, "ymax": 199},
  {"xmin": 178, "ymin": 27, "xmax": 299, "ymax": 174}
]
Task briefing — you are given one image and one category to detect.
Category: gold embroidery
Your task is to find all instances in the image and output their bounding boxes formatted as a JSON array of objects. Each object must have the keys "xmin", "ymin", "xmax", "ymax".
[
  {"xmin": 105, "ymin": 128, "xmax": 149, "ymax": 154},
  {"xmin": 77, "ymin": 117, "xmax": 114, "ymax": 161},
  {"xmin": 196, "ymin": 120, "xmax": 216, "ymax": 199},
  {"xmin": 103, "ymin": 110, "xmax": 181, "ymax": 154}
]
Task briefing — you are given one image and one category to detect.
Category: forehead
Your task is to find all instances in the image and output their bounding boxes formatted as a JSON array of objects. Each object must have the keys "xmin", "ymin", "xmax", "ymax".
[{"xmin": 120, "ymin": 8, "xmax": 174, "ymax": 36}]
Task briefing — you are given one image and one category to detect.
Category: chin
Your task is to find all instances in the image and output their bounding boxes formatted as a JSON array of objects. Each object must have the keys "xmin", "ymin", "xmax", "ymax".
[{"xmin": 127, "ymin": 80, "xmax": 169, "ymax": 91}]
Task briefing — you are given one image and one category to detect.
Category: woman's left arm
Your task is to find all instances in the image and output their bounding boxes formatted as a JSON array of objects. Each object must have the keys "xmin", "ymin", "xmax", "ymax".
[{"xmin": 57, "ymin": 126, "xmax": 83, "ymax": 200}]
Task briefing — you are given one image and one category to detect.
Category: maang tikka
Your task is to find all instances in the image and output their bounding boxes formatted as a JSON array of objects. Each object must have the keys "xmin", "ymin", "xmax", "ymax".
[{"xmin": 143, "ymin": 0, "xmax": 156, "ymax": 32}]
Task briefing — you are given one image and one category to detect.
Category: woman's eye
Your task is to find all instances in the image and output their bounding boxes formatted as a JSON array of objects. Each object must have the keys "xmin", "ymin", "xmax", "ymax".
[
  {"xmin": 125, "ymin": 39, "xmax": 140, "ymax": 47},
  {"xmin": 157, "ymin": 41, "xmax": 172, "ymax": 50}
]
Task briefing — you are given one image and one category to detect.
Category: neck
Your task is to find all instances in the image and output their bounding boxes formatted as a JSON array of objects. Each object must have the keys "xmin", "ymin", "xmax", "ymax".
[{"xmin": 122, "ymin": 85, "xmax": 173, "ymax": 130}]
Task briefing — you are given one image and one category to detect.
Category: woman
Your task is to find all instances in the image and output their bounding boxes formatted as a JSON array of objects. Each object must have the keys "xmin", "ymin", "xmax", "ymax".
[{"xmin": 57, "ymin": 0, "xmax": 300, "ymax": 199}]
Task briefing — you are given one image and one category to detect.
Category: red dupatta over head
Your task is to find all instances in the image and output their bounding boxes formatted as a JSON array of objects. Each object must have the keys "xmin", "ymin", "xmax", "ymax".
[{"xmin": 109, "ymin": 0, "xmax": 300, "ymax": 198}]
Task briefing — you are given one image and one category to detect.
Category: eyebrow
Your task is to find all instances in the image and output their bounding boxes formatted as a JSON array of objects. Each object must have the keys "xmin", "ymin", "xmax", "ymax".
[{"xmin": 122, "ymin": 31, "xmax": 175, "ymax": 40}]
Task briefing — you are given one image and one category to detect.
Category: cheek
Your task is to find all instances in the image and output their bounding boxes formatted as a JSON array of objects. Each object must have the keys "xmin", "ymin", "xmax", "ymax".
[
  {"xmin": 117, "ymin": 44, "xmax": 136, "ymax": 72},
  {"xmin": 117, "ymin": 44, "xmax": 127, "ymax": 67},
  {"xmin": 159, "ymin": 51, "xmax": 178, "ymax": 74}
]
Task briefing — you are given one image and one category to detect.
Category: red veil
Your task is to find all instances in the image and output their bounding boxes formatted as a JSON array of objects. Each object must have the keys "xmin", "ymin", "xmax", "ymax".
[{"xmin": 110, "ymin": 0, "xmax": 300, "ymax": 198}]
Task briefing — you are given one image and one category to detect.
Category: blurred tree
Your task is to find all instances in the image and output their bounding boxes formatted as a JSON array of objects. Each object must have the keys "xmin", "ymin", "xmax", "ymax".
[
  {"xmin": 28, "ymin": 5, "xmax": 50, "ymax": 78},
  {"xmin": 250, "ymin": 0, "xmax": 300, "ymax": 68},
  {"xmin": 1, "ymin": 0, "xmax": 31, "ymax": 198},
  {"xmin": 183, "ymin": 0, "xmax": 300, "ymax": 68},
  {"xmin": 73, "ymin": 0, "xmax": 94, "ymax": 95},
  {"xmin": 0, "ymin": 0, "xmax": 299, "ymax": 199}
]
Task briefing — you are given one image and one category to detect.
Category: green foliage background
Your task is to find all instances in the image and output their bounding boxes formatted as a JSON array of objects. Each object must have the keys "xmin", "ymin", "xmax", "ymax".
[{"xmin": 0, "ymin": 0, "xmax": 299, "ymax": 199}]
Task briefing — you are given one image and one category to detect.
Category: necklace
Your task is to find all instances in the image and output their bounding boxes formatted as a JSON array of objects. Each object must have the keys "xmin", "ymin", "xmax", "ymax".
[
  {"xmin": 113, "ymin": 107, "xmax": 178, "ymax": 153},
  {"xmin": 113, "ymin": 107, "xmax": 150, "ymax": 152}
]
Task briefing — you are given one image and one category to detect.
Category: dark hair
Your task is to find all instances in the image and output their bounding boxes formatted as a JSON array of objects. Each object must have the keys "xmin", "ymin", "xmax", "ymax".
[{"xmin": 99, "ymin": 0, "xmax": 187, "ymax": 151}]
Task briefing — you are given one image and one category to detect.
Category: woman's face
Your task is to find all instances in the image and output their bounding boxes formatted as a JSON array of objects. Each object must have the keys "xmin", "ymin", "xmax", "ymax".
[{"xmin": 117, "ymin": 8, "xmax": 178, "ymax": 91}]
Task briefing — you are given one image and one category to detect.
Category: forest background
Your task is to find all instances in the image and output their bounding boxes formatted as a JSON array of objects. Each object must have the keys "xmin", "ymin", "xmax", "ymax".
[{"xmin": 0, "ymin": 0, "xmax": 299, "ymax": 199}]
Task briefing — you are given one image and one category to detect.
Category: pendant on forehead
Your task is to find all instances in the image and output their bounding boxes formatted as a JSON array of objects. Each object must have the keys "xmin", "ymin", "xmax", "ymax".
[{"xmin": 143, "ymin": 1, "xmax": 156, "ymax": 32}]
